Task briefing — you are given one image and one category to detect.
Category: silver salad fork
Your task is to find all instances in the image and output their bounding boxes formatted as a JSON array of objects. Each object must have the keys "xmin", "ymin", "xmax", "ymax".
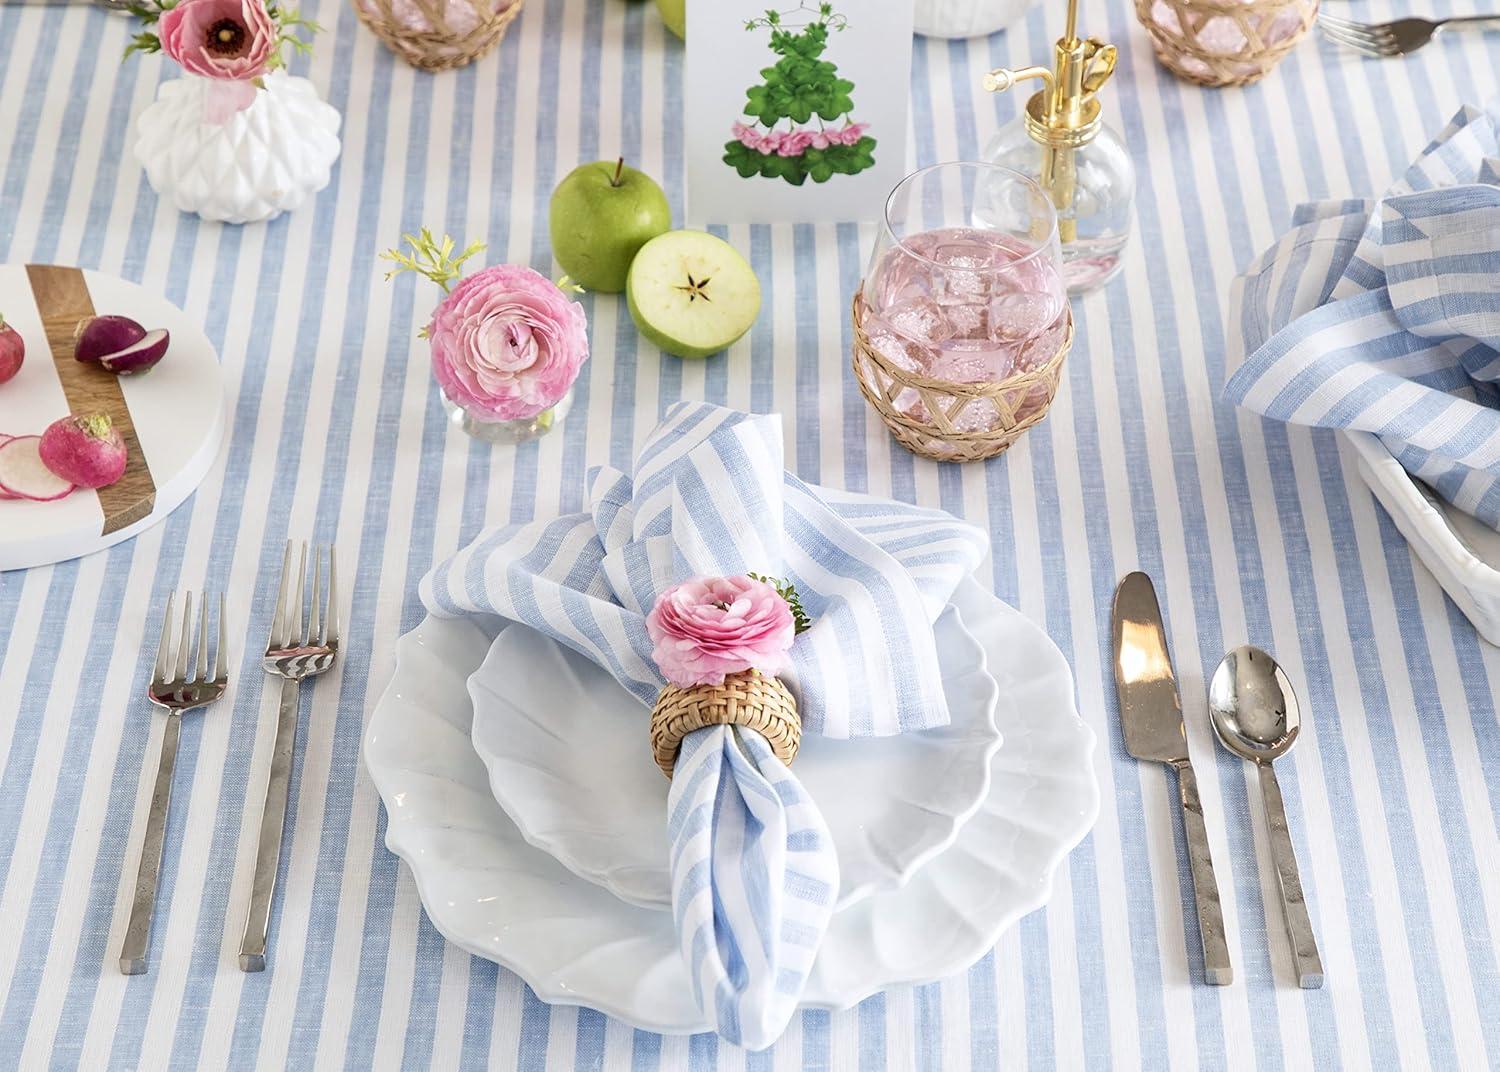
[
  {"xmin": 238, "ymin": 541, "xmax": 340, "ymax": 971},
  {"xmin": 120, "ymin": 590, "xmax": 229, "ymax": 975}
]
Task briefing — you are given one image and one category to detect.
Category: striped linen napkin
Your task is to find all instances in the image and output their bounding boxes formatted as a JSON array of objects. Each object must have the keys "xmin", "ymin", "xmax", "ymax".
[
  {"xmin": 420, "ymin": 401, "xmax": 987, "ymax": 1048},
  {"xmin": 1224, "ymin": 103, "xmax": 1500, "ymax": 529}
]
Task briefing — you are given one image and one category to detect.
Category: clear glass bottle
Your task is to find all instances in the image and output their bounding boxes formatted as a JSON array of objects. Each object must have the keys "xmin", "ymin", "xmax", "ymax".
[
  {"xmin": 981, "ymin": 3, "xmax": 1134, "ymax": 294},
  {"xmin": 984, "ymin": 115, "xmax": 1133, "ymax": 293}
]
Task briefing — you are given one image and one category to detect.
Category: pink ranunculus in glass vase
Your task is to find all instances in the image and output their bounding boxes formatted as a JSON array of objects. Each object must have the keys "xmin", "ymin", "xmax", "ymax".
[
  {"xmin": 646, "ymin": 575, "xmax": 798, "ymax": 688},
  {"xmin": 384, "ymin": 230, "xmax": 590, "ymax": 443}
]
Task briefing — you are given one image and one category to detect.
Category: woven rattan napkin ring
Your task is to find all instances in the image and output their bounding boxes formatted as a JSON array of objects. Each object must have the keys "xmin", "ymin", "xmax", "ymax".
[{"xmin": 649, "ymin": 670, "xmax": 801, "ymax": 778}]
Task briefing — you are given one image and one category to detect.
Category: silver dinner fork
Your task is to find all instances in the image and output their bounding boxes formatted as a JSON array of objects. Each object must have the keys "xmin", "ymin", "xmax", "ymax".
[
  {"xmin": 120, "ymin": 591, "xmax": 228, "ymax": 975},
  {"xmin": 1318, "ymin": 10, "xmax": 1500, "ymax": 56},
  {"xmin": 238, "ymin": 541, "xmax": 339, "ymax": 972}
]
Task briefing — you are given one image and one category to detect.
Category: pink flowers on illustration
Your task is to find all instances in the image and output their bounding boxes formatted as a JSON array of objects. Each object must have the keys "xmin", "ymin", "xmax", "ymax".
[
  {"xmin": 427, "ymin": 264, "xmax": 590, "ymax": 422},
  {"xmin": 729, "ymin": 120, "xmax": 870, "ymax": 157},
  {"xmin": 157, "ymin": 0, "xmax": 278, "ymax": 119},
  {"xmin": 647, "ymin": 576, "xmax": 797, "ymax": 688}
]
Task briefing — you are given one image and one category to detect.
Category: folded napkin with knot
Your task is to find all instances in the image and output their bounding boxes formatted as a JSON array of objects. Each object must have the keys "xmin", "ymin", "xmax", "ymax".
[
  {"xmin": 420, "ymin": 401, "xmax": 987, "ymax": 1048},
  {"xmin": 1225, "ymin": 103, "xmax": 1500, "ymax": 529}
]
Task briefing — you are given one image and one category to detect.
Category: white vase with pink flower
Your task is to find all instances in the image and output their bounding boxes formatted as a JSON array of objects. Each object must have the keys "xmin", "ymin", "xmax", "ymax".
[
  {"xmin": 382, "ymin": 230, "xmax": 591, "ymax": 443},
  {"xmin": 126, "ymin": 0, "xmax": 341, "ymax": 225}
]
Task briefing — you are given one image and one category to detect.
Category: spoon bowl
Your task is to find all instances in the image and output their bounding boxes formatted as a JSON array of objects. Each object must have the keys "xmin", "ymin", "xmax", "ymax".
[{"xmin": 1208, "ymin": 644, "xmax": 1299, "ymax": 763}]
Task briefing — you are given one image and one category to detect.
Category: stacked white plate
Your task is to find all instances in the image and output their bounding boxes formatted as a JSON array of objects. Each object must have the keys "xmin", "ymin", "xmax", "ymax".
[{"xmin": 365, "ymin": 561, "xmax": 1098, "ymax": 1032}]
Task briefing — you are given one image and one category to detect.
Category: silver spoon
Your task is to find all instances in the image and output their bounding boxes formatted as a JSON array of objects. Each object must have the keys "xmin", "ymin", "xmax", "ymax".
[{"xmin": 1208, "ymin": 645, "xmax": 1325, "ymax": 989}]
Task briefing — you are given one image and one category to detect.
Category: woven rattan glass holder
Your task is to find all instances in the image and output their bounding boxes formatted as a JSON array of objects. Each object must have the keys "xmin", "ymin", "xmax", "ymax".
[
  {"xmin": 852, "ymin": 294, "xmax": 1073, "ymax": 463},
  {"xmin": 649, "ymin": 670, "xmax": 801, "ymax": 778},
  {"xmin": 354, "ymin": 0, "xmax": 524, "ymax": 71},
  {"xmin": 1134, "ymin": 0, "xmax": 1315, "ymax": 87}
]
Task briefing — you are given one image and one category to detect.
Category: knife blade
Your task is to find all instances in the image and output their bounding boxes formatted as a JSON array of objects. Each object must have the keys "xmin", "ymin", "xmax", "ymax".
[{"xmin": 1112, "ymin": 571, "xmax": 1233, "ymax": 986}]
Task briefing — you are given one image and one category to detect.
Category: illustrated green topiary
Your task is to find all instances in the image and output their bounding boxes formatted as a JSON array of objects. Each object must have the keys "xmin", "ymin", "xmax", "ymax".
[{"xmin": 723, "ymin": 3, "xmax": 876, "ymax": 186}]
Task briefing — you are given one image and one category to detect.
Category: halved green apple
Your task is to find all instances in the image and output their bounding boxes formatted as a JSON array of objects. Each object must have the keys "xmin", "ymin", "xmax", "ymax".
[{"xmin": 626, "ymin": 230, "xmax": 761, "ymax": 359}]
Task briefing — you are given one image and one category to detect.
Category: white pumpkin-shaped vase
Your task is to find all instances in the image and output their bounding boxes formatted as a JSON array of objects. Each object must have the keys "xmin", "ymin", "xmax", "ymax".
[{"xmin": 133, "ymin": 71, "xmax": 342, "ymax": 225}]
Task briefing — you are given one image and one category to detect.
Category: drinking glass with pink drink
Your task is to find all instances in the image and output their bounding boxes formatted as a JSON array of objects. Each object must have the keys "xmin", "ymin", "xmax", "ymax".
[{"xmin": 859, "ymin": 164, "xmax": 1068, "ymax": 431}]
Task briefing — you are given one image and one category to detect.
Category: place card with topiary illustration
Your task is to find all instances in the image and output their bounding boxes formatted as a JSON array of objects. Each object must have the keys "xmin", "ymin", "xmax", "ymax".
[{"xmin": 684, "ymin": 0, "xmax": 912, "ymax": 224}]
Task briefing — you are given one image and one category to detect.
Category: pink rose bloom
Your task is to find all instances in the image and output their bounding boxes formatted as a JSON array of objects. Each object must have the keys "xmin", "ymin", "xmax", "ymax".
[
  {"xmin": 838, "ymin": 121, "xmax": 869, "ymax": 146},
  {"xmin": 647, "ymin": 575, "xmax": 797, "ymax": 688},
  {"xmin": 755, "ymin": 130, "xmax": 782, "ymax": 154},
  {"xmin": 778, "ymin": 130, "xmax": 813, "ymax": 157},
  {"xmin": 427, "ymin": 264, "xmax": 589, "ymax": 422},
  {"xmin": 158, "ymin": 0, "xmax": 278, "ymax": 120},
  {"xmin": 732, "ymin": 122, "xmax": 759, "ymax": 148},
  {"xmin": 809, "ymin": 129, "xmax": 832, "ymax": 150}
]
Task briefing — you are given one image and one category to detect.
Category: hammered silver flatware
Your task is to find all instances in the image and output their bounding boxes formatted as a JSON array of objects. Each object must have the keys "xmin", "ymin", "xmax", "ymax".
[
  {"xmin": 238, "ymin": 540, "xmax": 339, "ymax": 972},
  {"xmin": 1319, "ymin": 10, "xmax": 1500, "ymax": 56},
  {"xmin": 120, "ymin": 590, "xmax": 228, "ymax": 975},
  {"xmin": 1112, "ymin": 572, "xmax": 1233, "ymax": 986},
  {"xmin": 1208, "ymin": 645, "xmax": 1325, "ymax": 989}
]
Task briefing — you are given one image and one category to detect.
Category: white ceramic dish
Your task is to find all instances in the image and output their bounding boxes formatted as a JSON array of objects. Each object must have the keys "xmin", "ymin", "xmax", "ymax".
[
  {"xmin": 364, "ymin": 579, "xmax": 1098, "ymax": 1033},
  {"xmin": 1346, "ymin": 430, "xmax": 1500, "ymax": 645},
  {"xmin": 468, "ymin": 604, "xmax": 1002, "ymax": 911},
  {"xmin": 0, "ymin": 265, "xmax": 224, "ymax": 572}
]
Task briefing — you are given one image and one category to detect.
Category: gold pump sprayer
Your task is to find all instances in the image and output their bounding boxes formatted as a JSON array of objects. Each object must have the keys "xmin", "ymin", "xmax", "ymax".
[{"xmin": 983, "ymin": 0, "xmax": 1118, "ymax": 244}]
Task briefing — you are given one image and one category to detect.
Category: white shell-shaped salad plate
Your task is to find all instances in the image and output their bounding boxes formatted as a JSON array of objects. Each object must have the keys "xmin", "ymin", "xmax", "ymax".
[
  {"xmin": 468, "ymin": 603, "xmax": 1002, "ymax": 910},
  {"xmin": 364, "ymin": 579, "xmax": 1099, "ymax": 1032}
]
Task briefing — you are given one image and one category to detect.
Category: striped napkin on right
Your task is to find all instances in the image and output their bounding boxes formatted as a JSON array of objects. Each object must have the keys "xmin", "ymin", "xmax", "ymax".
[{"xmin": 1224, "ymin": 103, "xmax": 1500, "ymax": 529}]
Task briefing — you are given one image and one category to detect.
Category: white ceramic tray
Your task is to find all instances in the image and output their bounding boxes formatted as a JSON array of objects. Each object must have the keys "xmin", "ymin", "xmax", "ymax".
[
  {"xmin": 1346, "ymin": 430, "xmax": 1500, "ymax": 644},
  {"xmin": 0, "ymin": 264, "xmax": 224, "ymax": 572}
]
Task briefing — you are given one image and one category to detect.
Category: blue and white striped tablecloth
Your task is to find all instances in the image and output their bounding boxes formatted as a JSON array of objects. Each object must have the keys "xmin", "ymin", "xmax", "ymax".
[{"xmin": 0, "ymin": 1, "xmax": 1496, "ymax": 1068}]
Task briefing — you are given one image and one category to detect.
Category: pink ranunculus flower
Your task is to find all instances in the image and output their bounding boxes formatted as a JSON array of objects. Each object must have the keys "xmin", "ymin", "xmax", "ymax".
[
  {"xmin": 777, "ymin": 130, "xmax": 814, "ymax": 157},
  {"xmin": 732, "ymin": 121, "xmax": 759, "ymax": 148},
  {"xmin": 755, "ymin": 130, "xmax": 783, "ymax": 154},
  {"xmin": 647, "ymin": 575, "xmax": 797, "ymax": 688},
  {"xmin": 158, "ymin": 0, "xmax": 278, "ymax": 121},
  {"xmin": 809, "ymin": 129, "xmax": 832, "ymax": 150},
  {"xmin": 426, "ymin": 264, "xmax": 589, "ymax": 422},
  {"xmin": 838, "ymin": 121, "xmax": 869, "ymax": 146}
]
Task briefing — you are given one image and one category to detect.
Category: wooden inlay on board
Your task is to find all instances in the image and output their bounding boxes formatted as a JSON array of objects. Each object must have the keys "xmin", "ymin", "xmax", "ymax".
[{"xmin": 26, "ymin": 264, "xmax": 156, "ymax": 534}]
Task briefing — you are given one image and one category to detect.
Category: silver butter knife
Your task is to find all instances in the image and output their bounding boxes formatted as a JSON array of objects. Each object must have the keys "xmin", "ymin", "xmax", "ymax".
[{"xmin": 1112, "ymin": 571, "xmax": 1233, "ymax": 986}]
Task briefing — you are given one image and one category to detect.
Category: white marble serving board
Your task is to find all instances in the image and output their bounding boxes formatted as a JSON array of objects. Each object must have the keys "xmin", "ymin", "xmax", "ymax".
[{"xmin": 0, "ymin": 265, "xmax": 224, "ymax": 572}]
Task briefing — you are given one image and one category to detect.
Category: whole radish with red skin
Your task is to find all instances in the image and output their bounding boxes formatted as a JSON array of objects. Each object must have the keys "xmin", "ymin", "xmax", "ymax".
[
  {"xmin": 0, "ymin": 313, "xmax": 23, "ymax": 385},
  {"xmin": 38, "ymin": 414, "xmax": 128, "ymax": 489}
]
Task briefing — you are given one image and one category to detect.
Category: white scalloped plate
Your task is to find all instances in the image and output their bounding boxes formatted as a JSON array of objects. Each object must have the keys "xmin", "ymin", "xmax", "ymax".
[
  {"xmin": 468, "ymin": 603, "xmax": 1001, "ymax": 910},
  {"xmin": 364, "ymin": 579, "xmax": 1098, "ymax": 1033}
]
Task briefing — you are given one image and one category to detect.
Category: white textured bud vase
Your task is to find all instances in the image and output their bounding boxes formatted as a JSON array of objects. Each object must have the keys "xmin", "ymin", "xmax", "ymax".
[{"xmin": 132, "ymin": 71, "xmax": 342, "ymax": 225}]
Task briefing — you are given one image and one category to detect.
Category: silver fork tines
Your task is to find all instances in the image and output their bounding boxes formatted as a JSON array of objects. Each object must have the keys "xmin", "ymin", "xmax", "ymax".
[
  {"xmin": 1318, "ymin": 11, "xmax": 1500, "ymax": 57},
  {"xmin": 121, "ymin": 590, "xmax": 228, "ymax": 976},
  {"xmin": 240, "ymin": 541, "xmax": 341, "ymax": 972}
]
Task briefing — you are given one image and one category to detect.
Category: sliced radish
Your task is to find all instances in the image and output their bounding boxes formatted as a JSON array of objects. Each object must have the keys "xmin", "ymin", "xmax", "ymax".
[
  {"xmin": 0, "ymin": 435, "xmax": 75, "ymax": 502},
  {"xmin": 98, "ymin": 328, "xmax": 170, "ymax": 375}
]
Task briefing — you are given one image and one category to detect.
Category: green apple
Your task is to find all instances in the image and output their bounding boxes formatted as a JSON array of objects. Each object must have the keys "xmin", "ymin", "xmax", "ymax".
[
  {"xmin": 654, "ymin": 0, "xmax": 684, "ymax": 38},
  {"xmin": 549, "ymin": 158, "xmax": 671, "ymax": 293},
  {"xmin": 627, "ymin": 230, "xmax": 761, "ymax": 359}
]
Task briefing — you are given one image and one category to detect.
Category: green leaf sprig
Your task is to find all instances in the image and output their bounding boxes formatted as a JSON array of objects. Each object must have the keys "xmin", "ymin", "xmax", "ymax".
[
  {"xmin": 750, "ymin": 574, "xmax": 812, "ymax": 635},
  {"xmin": 381, "ymin": 228, "xmax": 487, "ymax": 295}
]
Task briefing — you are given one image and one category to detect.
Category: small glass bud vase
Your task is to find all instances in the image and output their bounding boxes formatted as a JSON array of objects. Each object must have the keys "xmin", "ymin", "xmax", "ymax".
[
  {"xmin": 441, "ymin": 387, "xmax": 575, "ymax": 444},
  {"xmin": 984, "ymin": 115, "xmax": 1134, "ymax": 293}
]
